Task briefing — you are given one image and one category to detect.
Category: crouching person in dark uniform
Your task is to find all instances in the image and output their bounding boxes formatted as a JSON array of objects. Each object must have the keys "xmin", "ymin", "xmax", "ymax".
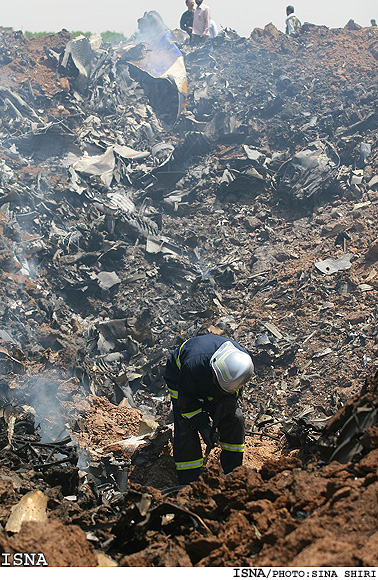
[{"xmin": 164, "ymin": 334, "xmax": 254, "ymax": 485}]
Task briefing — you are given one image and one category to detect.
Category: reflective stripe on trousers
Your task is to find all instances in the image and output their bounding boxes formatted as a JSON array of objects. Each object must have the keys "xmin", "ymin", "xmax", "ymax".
[
  {"xmin": 219, "ymin": 441, "xmax": 244, "ymax": 453},
  {"xmin": 175, "ymin": 458, "xmax": 204, "ymax": 471},
  {"xmin": 171, "ymin": 397, "xmax": 204, "ymax": 484}
]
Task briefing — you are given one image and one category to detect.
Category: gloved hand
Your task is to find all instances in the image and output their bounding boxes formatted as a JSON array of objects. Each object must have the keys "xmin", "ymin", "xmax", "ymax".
[
  {"xmin": 189, "ymin": 412, "xmax": 214, "ymax": 450},
  {"xmin": 199, "ymin": 424, "xmax": 214, "ymax": 450},
  {"xmin": 189, "ymin": 411, "xmax": 209, "ymax": 431}
]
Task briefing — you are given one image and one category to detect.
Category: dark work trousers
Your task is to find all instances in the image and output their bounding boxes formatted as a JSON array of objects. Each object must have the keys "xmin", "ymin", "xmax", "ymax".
[{"xmin": 171, "ymin": 395, "xmax": 245, "ymax": 485}]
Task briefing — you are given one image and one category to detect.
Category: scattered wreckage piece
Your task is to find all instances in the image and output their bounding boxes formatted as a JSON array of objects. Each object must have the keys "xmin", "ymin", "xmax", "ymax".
[
  {"xmin": 0, "ymin": 406, "xmax": 78, "ymax": 470},
  {"xmin": 250, "ymin": 322, "xmax": 299, "ymax": 370},
  {"xmin": 318, "ymin": 369, "xmax": 378, "ymax": 464},
  {"xmin": 274, "ymin": 140, "xmax": 340, "ymax": 204},
  {"xmin": 0, "ymin": 86, "xmax": 43, "ymax": 123},
  {"xmin": 60, "ymin": 35, "xmax": 94, "ymax": 93},
  {"xmin": 315, "ymin": 253, "xmax": 353, "ymax": 275},
  {"xmin": 108, "ymin": 490, "xmax": 210, "ymax": 556},
  {"xmin": 119, "ymin": 11, "xmax": 187, "ymax": 125}
]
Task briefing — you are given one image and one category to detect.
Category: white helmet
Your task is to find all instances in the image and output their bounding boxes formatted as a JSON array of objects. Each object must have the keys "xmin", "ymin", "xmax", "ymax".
[{"xmin": 210, "ymin": 341, "xmax": 254, "ymax": 393}]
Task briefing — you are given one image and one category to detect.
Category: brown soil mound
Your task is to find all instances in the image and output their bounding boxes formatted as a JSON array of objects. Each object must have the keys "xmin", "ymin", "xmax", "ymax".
[
  {"xmin": 0, "ymin": 520, "xmax": 97, "ymax": 566},
  {"xmin": 73, "ymin": 396, "xmax": 143, "ymax": 458}
]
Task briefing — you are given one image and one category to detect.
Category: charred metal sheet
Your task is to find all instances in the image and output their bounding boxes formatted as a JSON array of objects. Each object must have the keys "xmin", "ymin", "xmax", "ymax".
[
  {"xmin": 319, "ymin": 405, "xmax": 378, "ymax": 464},
  {"xmin": 275, "ymin": 141, "xmax": 340, "ymax": 203},
  {"xmin": 87, "ymin": 456, "xmax": 130, "ymax": 495},
  {"xmin": 122, "ymin": 11, "xmax": 187, "ymax": 124},
  {"xmin": 73, "ymin": 147, "xmax": 115, "ymax": 187},
  {"xmin": 0, "ymin": 86, "xmax": 43, "ymax": 122},
  {"xmin": 60, "ymin": 35, "xmax": 93, "ymax": 92},
  {"xmin": 318, "ymin": 369, "xmax": 378, "ymax": 463},
  {"xmin": 315, "ymin": 254, "xmax": 353, "ymax": 275}
]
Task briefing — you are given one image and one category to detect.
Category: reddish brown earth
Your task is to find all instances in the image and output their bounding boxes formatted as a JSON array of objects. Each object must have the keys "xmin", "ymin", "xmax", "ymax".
[
  {"xmin": 1, "ymin": 379, "xmax": 378, "ymax": 567},
  {"xmin": 0, "ymin": 29, "xmax": 70, "ymax": 96}
]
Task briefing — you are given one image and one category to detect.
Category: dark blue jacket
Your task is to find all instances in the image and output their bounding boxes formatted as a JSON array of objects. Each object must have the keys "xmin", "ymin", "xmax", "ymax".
[{"xmin": 164, "ymin": 335, "xmax": 248, "ymax": 420}]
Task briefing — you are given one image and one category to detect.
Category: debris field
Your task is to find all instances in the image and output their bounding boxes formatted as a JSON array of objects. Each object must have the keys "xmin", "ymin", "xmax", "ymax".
[{"xmin": 1, "ymin": 17, "xmax": 378, "ymax": 566}]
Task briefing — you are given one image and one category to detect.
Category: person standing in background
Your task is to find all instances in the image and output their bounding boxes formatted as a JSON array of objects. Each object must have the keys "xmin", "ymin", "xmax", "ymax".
[
  {"xmin": 192, "ymin": 0, "xmax": 211, "ymax": 44},
  {"xmin": 180, "ymin": 0, "xmax": 195, "ymax": 39},
  {"xmin": 285, "ymin": 5, "xmax": 301, "ymax": 36}
]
